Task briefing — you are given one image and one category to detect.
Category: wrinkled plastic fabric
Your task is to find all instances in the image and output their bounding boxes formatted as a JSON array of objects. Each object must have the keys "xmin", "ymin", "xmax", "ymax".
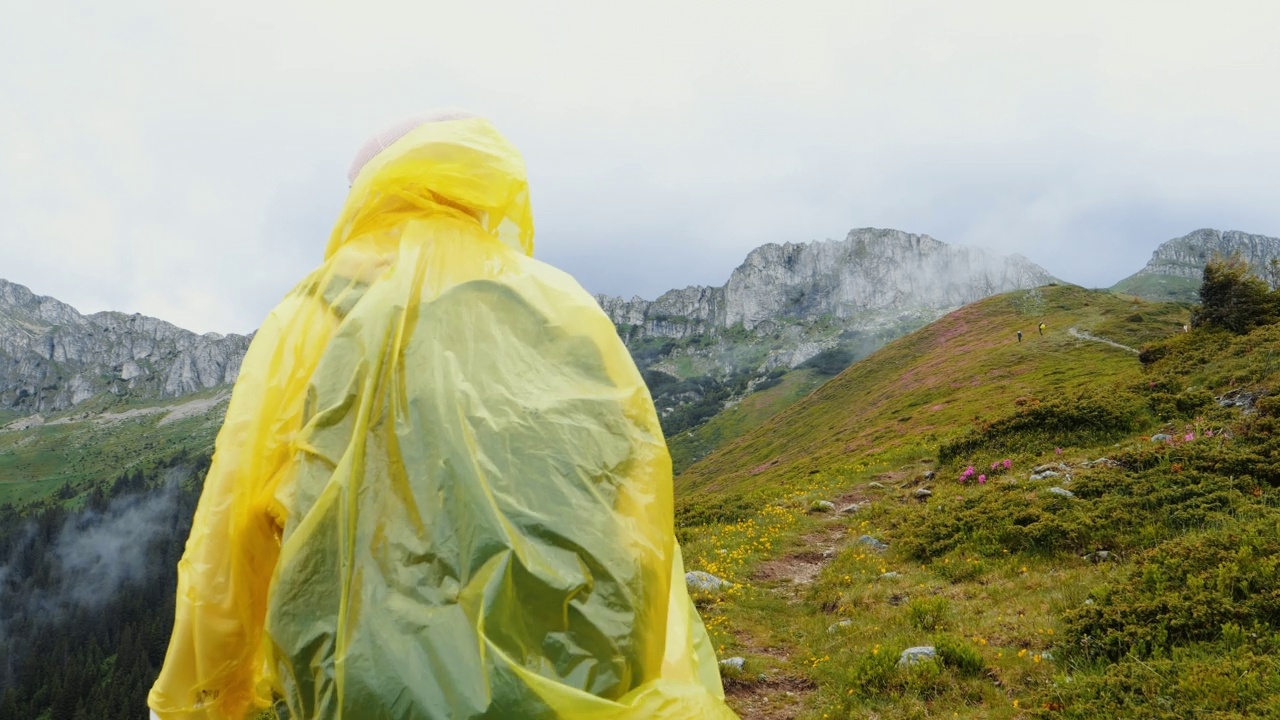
[{"xmin": 148, "ymin": 117, "xmax": 738, "ymax": 720}]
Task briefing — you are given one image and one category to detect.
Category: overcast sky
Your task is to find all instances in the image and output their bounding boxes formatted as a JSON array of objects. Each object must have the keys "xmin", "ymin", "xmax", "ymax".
[{"xmin": 2, "ymin": 1, "xmax": 1278, "ymax": 334}]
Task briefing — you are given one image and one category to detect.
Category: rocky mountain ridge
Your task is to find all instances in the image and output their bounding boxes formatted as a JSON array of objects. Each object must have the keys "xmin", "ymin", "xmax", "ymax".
[
  {"xmin": 1112, "ymin": 228, "xmax": 1280, "ymax": 301},
  {"xmin": 597, "ymin": 228, "xmax": 1056, "ymax": 342},
  {"xmin": 0, "ymin": 228, "xmax": 1058, "ymax": 418},
  {"xmin": 0, "ymin": 279, "xmax": 251, "ymax": 413}
]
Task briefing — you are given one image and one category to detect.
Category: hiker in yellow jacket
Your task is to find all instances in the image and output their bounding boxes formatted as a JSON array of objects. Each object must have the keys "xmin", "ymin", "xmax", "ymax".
[{"xmin": 147, "ymin": 112, "xmax": 737, "ymax": 720}]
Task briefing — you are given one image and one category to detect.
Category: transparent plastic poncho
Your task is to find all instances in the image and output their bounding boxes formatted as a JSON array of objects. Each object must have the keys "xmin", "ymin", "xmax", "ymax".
[{"xmin": 148, "ymin": 117, "xmax": 736, "ymax": 720}]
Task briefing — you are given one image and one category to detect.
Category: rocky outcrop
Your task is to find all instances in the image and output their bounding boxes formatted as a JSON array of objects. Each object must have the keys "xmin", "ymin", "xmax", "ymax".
[
  {"xmin": 597, "ymin": 228, "xmax": 1057, "ymax": 341},
  {"xmin": 0, "ymin": 279, "xmax": 251, "ymax": 413},
  {"xmin": 1112, "ymin": 229, "xmax": 1280, "ymax": 301}
]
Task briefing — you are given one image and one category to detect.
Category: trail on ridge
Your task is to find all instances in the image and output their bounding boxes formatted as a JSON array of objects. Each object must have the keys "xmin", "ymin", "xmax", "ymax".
[{"xmin": 1068, "ymin": 326, "xmax": 1139, "ymax": 354}]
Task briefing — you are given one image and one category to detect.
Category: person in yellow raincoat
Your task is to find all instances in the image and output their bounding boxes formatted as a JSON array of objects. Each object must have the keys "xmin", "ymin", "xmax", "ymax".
[{"xmin": 147, "ymin": 111, "xmax": 738, "ymax": 720}]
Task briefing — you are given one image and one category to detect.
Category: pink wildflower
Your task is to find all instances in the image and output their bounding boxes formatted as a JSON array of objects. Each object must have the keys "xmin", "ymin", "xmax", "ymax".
[
  {"xmin": 1206, "ymin": 429, "xmax": 1214, "ymax": 437},
  {"xmin": 1055, "ymin": 447, "xmax": 1063, "ymax": 455},
  {"xmin": 1184, "ymin": 432, "xmax": 1195, "ymax": 442},
  {"xmin": 978, "ymin": 474, "xmax": 987, "ymax": 484},
  {"xmin": 992, "ymin": 462, "xmax": 999, "ymax": 470},
  {"xmin": 1003, "ymin": 459, "xmax": 1012, "ymax": 469}
]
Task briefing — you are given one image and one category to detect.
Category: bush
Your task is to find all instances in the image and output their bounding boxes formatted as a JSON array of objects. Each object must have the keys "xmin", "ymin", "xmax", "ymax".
[
  {"xmin": 935, "ymin": 636, "xmax": 985, "ymax": 677},
  {"xmin": 906, "ymin": 596, "xmax": 951, "ymax": 631},
  {"xmin": 1061, "ymin": 519, "xmax": 1280, "ymax": 665},
  {"xmin": 1192, "ymin": 255, "xmax": 1280, "ymax": 334},
  {"xmin": 847, "ymin": 646, "xmax": 900, "ymax": 695},
  {"xmin": 1041, "ymin": 650, "xmax": 1280, "ymax": 719}
]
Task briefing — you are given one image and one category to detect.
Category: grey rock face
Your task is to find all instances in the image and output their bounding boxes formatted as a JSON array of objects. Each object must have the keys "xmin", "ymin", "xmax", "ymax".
[
  {"xmin": 1048, "ymin": 487, "xmax": 1076, "ymax": 498},
  {"xmin": 597, "ymin": 228, "xmax": 1056, "ymax": 343},
  {"xmin": 0, "ymin": 279, "xmax": 252, "ymax": 413}
]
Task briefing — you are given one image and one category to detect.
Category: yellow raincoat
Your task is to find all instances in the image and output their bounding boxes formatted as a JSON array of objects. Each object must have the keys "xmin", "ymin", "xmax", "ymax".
[{"xmin": 148, "ymin": 117, "xmax": 737, "ymax": 719}]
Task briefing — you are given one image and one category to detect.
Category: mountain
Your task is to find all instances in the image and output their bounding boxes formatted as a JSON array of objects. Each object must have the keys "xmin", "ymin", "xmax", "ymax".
[
  {"xmin": 597, "ymin": 228, "xmax": 1058, "ymax": 459},
  {"xmin": 1112, "ymin": 228, "xmax": 1280, "ymax": 302},
  {"xmin": 0, "ymin": 279, "xmax": 251, "ymax": 413},
  {"xmin": 599, "ymin": 227, "xmax": 1056, "ymax": 344}
]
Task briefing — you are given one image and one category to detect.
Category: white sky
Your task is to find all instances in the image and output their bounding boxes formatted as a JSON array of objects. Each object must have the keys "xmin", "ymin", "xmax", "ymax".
[{"xmin": 2, "ymin": 0, "xmax": 1278, "ymax": 334}]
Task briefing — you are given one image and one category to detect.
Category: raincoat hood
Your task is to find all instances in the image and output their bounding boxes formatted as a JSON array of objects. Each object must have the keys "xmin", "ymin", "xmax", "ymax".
[{"xmin": 328, "ymin": 116, "xmax": 535, "ymax": 259}]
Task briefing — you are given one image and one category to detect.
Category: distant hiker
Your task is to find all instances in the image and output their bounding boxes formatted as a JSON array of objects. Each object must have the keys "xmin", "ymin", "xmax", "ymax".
[
  {"xmin": 148, "ymin": 112, "xmax": 737, "ymax": 720},
  {"xmin": 1017, "ymin": 330, "xmax": 1022, "ymax": 342},
  {"xmin": 1039, "ymin": 322, "xmax": 1046, "ymax": 336}
]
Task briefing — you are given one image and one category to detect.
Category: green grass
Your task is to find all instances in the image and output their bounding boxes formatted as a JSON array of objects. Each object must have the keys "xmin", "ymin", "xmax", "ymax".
[{"xmin": 670, "ymin": 284, "xmax": 1280, "ymax": 717}]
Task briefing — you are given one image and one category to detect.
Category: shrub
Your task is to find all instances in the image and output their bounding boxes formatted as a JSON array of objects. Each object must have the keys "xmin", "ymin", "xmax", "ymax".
[
  {"xmin": 1192, "ymin": 255, "xmax": 1280, "ymax": 333},
  {"xmin": 847, "ymin": 646, "xmax": 900, "ymax": 695},
  {"xmin": 906, "ymin": 596, "xmax": 951, "ymax": 631},
  {"xmin": 1060, "ymin": 519, "xmax": 1280, "ymax": 665},
  {"xmin": 935, "ymin": 635, "xmax": 985, "ymax": 677}
]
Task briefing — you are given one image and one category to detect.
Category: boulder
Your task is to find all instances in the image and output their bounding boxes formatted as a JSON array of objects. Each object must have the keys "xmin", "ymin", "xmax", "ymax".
[
  {"xmin": 858, "ymin": 535, "xmax": 889, "ymax": 552},
  {"xmin": 719, "ymin": 656, "xmax": 745, "ymax": 671},
  {"xmin": 897, "ymin": 646, "xmax": 937, "ymax": 667},
  {"xmin": 685, "ymin": 571, "xmax": 731, "ymax": 593},
  {"xmin": 1033, "ymin": 462, "xmax": 1070, "ymax": 474}
]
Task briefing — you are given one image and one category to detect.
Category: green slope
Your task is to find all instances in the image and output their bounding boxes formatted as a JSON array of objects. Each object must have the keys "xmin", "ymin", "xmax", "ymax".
[
  {"xmin": 670, "ymin": 286, "xmax": 1280, "ymax": 718},
  {"xmin": 1111, "ymin": 271, "xmax": 1201, "ymax": 303},
  {"xmin": 667, "ymin": 368, "xmax": 828, "ymax": 473},
  {"xmin": 0, "ymin": 390, "xmax": 226, "ymax": 506},
  {"xmin": 677, "ymin": 285, "xmax": 1185, "ymax": 504}
]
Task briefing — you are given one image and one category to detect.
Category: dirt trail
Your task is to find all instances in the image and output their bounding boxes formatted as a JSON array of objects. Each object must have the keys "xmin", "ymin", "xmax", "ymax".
[
  {"xmin": 1068, "ymin": 326, "xmax": 1139, "ymax": 354},
  {"xmin": 725, "ymin": 676, "xmax": 816, "ymax": 720}
]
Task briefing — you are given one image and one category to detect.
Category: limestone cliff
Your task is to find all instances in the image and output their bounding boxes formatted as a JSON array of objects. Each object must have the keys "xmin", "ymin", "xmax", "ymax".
[
  {"xmin": 597, "ymin": 228, "xmax": 1056, "ymax": 346},
  {"xmin": 0, "ymin": 279, "xmax": 251, "ymax": 413}
]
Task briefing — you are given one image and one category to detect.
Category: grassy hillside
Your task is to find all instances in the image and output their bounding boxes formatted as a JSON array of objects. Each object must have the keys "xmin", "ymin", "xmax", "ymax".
[
  {"xmin": 1110, "ymin": 272, "xmax": 1200, "ymax": 303},
  {"xmin": 671, "ymin": 285, "xmax": 1280, "ymax": 718},
  {"xmin": 677, "ymin": 285, "xmax": 1184, "ymax": 506},
  {"xmin": 668, "ymin": 369, "xmax": 828, "ymax": 473},
  {"xmin": 0, "ymin": 390, "xmax": 226, "ymax": 506}
]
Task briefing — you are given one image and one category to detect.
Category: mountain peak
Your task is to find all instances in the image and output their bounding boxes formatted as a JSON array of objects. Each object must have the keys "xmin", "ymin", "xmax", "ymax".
[{"xmin": 1112, "ymin": 228, "xmax": 1280, "ymax": 302}]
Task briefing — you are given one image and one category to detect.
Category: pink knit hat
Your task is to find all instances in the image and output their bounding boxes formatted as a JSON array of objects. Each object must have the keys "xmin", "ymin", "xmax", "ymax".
[{"xmin": 346, "ymin": 109, "xmax": 478, "ymax": 184}]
